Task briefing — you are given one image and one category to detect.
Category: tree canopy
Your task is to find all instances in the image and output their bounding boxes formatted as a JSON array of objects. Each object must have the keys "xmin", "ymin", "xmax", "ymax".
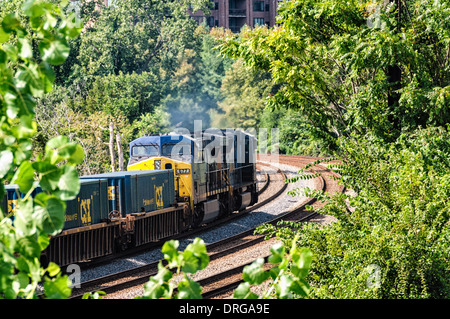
[{"xmin": 219, "ymin": 0, "xmax": 450, "ymax": 149}]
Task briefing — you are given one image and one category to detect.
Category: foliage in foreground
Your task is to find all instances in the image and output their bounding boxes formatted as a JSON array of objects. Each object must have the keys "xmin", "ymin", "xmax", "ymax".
[
  {"xmin": 136, "ymin": 237, "xmax": 312, "ymax": 299},
  {"xmin": 0, "ymin": 0, "xmax": 83, "ymax": 298}
]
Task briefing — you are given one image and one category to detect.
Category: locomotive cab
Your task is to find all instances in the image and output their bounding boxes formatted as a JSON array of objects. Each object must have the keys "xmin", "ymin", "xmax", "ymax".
[{"xmin": 128, "ymin": 135, "xmax": 195, "ymax": 210}]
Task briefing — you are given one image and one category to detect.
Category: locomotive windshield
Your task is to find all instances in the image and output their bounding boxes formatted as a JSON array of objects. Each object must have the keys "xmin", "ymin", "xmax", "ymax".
[
  {"xmin": 161, "ymin": 143, "xmax": 191, "ymax": 157},
  {"xmin": 132, "ymin": 145, "xmax": 159, "ymax": 157}
]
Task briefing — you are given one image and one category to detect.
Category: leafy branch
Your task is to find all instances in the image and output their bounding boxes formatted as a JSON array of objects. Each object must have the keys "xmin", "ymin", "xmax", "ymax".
[{"xmin": 0, "ymin": 0, "xmax": 83, "ymax": 299}]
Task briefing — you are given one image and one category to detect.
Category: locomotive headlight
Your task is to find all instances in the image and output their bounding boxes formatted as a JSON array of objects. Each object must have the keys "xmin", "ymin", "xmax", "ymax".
[
  {"xmin": 176, "ymin": 168, "xmax": 190, "ymax": 174},
  {"xmin": 154, "ymin": 160, "xmax": 161, "ymax": 169}
]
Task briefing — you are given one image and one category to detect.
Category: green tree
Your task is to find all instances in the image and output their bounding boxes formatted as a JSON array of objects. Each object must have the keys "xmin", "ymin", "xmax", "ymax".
[
  {"xmin": 34, "ymin": 0, "xmax": 214, "ymax": 171},
  {"xmin": 219, "ymin": 0, "xmax": 450, "ymax": 149},
  {"xmin": 83, "ymin": 71, "xmax": 165, "ymax": 123},
  {"xmin": 259, "ymin": 128, "xmax": 450, "ymax": 298},
  {"xmin": 214, "ymin": 59, "xmax": 275, "ymax": 129},
  {"xmin": 163, "ymin": 26, "xmax": 232, "ymax": 131},
  {"xmin": 259, "ymin": 108, "xmax": 327, "ymax": 156},
  {"xmin": 132, "ymin": 106, "xmax": 171, "ymax": 137}
]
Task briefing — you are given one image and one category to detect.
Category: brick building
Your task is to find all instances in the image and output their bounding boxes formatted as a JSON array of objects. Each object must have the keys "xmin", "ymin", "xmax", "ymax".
[
  {"xmin": 190, "ymin": 0, "xmax": 281, "ymax": 32},
  {"xmin": 100, "ymin": 0, "xmax": 282, "ymax": 33}
]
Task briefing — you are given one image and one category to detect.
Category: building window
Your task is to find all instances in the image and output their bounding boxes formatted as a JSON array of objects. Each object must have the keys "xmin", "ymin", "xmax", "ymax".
[
  {"xmin": 254, "ymin": 18, "xmax": 264, "ymax": 26},
  {"xmin": 215, "ymin": 2, "xmax": 219, "ymax": 10},
  {"xmin": 209, "ymin": 16, "xmax": 215, "ymax": 27},
  {"xmin": 253, "ymin": 1, "xmax": 264, "ymax": 12}
]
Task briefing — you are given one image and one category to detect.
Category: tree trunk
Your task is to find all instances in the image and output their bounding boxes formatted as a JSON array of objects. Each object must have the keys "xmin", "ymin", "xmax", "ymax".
[
  {"xmin": 109, "ymin": 122, "xmax": 116, "ymax": 172},
  {"xmin": 116, "ymin": 133, "xmax": 124, "ymax": 171},
  {"xmin": 387, "ymin": 0, "xmax": 402, "ymax": 137}
]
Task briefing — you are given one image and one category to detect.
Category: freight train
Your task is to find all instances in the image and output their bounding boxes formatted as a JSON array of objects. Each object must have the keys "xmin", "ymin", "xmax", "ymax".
[{"xmin": 2, "ymin": 129, "xmax": 258, "ymax": 266}]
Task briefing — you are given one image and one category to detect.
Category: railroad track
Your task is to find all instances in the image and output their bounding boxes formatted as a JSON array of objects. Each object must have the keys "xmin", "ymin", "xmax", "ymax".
[
  {"xmin": 68, "ymin": 162, "xmax": 287, "ymax": 298},
  {"xmin": 69, "ymin": 156, "xmax": 341, "ymax": 299},
  {"xmin": 200, "ymin": 211, "xmax": 320, "ymax": 299},
  {"xmin": 70, "ymin": 163, "xmax": 277, "ymax": 270}
]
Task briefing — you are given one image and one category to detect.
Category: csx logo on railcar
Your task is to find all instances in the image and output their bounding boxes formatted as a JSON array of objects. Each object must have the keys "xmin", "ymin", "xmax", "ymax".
[
  {"xmin": 79, "ymin": 196, "xmax": 93, "ymax": 226},
  {"xmin": 108, "ymin": 186, "xmax": 116, "ymax": 200},
  {"xmin": 155, "ymin": 186, "xmax": 164, "ymax": 209}
]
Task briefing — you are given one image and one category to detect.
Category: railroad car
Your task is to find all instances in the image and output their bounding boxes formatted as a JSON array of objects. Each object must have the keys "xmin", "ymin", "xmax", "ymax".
[
  {"xmin": 45, "ymin": 170, "xmax": 188, "ymax": 266},
  {"xmin": 3, "ymin": 183, "xmax": 42, "ymax": 216},
  {"xmin": 79, "ymin": 170, "xmax": 176, "ymax": 217}
]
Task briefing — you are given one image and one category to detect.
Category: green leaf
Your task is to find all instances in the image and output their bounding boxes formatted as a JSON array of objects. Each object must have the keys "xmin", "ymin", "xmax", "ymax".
[
  {"xmin": 4, "ymin": 90, "xmax": 35, "ymax": 119},
  {"xmin": 82, "ymin": 291, "xmax": 106, "ymax": 299},
  {"xmin": 22, "ymin": 0, "xmax": 45, "ymax": 18},
  {"xmin": 0, "ymin": 150, "xmax": 13, "ymax": 178},
  {"xmin": 291, "ymin": 248, "xmax": 312, "ymax": 279},
  {"xmin": 275, "ymin": 273, "xmax": 295, "ymax": 299},
  {"xmin": 233, "ymin": 282, "xmax": 259, "ymax": 299},
  {"xmin": 55, "ymin": 165, "xmax": 80, "ymax": 201},
  {"xmin": 13, "ymin": 197, "xmax": 36, "ymax": 236},
  {"xmin": 44, "ymin": 136, "xmax": 69, "ymax": 164},
  {"xmin": 2, "ymin": 43, "xmax": 17, "ymax": 62},
  {"xmin": 289, "ymin": 278, "xmax": 310, "ymax": 298},
  {"xmin": 4, "ymin": 91, "xmax": 20, "ymax": 119},
  {"xmin": 58, "ymin": 143, "xmax": 85, "ymax": 165},
  {"xmin": 38, "ymin": 62, "xmax": 55, "ymax": 93},
  {"xmin": 44, "ymin": 136, "xmax": 84, "ymax": 165},
  {"xmin": 46, "ymin": 262, "xmax": 61, "ymax": 277},
  {"xmin": 242, "ymin": 258, "xmax": 269, "ymax": 285},
  {"xmin": 161, "ymin": 240, "xmax": 182, "ymax": 267},
  {"xmin": 33, "ymin": 161, "xmax": 61, "ymax": 192},
  {"xmin": 37, "ymin": 232, "xmax": 50, "ymax": 251},
  {"xmin": 154, "ymin": 261, "xmax": 173, "ymax": 283},
  {"xmin": 268, "ymin": 242, "xmax": 285, "ymax": 264},
  {"xmin": 43, "ymin": 275, "xmax": 72, "ymax": 299},
  {"xmin": 33, "ymin": 193, "xmax": 66, "ymax": 236},
  {"xmin": 39, "ymin": 38, "xmax": 70, "ymax": 65},
  {"xmin": 0, "ymin": 27, "xmax": 10, "ymax": 43},
  {"xmin": 16, "ymin": 254, "xmax": 40, "ymax": 282},
  {"xmin": 16, "ymin": 64, "xmax": 44, "ymax": 97},
  {"xmin": 177, "ymin": 276, "xmax": 202, "ymax": 299},
  {"xmin": 141, "ymin": 262, "xmax": 172, "ymax": 299},
  {"xmin": 2, "ymin": 13, "xmax": 21, "ymax": 33},
  {"xmin": 142, "ymin": 277, "xmax": 169, "ymax": 299},
  {"xmin": 181, "ymin": 237, "xmax": 209, "ymax": 273},
  {"xmin": 16, "ymin": 235, "xmax": 41, "ymax": 259},
  {"xmin": 11, "ymin": 161, "xmax": 35, "ymax": 194},
  {"xmin": 17, "ymin": 38, "xmax": 33, "ymax": 60}
]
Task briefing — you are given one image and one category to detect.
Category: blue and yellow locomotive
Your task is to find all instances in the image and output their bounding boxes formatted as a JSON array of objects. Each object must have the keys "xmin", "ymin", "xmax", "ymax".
[{"xmin": 128, "ymin": 129, "xmax": 259, "ymax": 227}]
